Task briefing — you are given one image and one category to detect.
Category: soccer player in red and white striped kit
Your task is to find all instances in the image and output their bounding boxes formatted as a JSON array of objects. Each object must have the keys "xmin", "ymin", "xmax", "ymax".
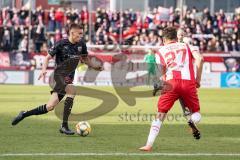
[{"xmin": 140, "ymin": 27, "xmax": 204, "ymax": 151}]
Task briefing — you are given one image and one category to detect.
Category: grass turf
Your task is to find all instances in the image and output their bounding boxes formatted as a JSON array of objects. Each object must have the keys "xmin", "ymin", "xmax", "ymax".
[{"xmin": 0, "ymin": 85, "xmax": 239, "ymax": 160}]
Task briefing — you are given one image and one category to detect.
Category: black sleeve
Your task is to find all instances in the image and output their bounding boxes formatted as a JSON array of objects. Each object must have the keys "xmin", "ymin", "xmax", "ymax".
[
  {"xmin": 81, "ymin": 42, "xmax": 88, "ymax": 57},
  {"xmin": 48, "ymin": 41, "xmax": 61, "ymax": 57}
]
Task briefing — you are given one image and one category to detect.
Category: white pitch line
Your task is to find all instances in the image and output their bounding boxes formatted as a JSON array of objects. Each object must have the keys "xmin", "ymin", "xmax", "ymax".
[{"xmin": 0, "ymin": 153, "xmax": 240, "ymax": 157}]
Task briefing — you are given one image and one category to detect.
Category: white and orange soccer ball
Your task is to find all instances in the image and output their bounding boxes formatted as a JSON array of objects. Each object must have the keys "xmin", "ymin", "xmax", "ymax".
[{"xmin": 75, "ymin": 121, "xmax": 91, "ymax": 137}]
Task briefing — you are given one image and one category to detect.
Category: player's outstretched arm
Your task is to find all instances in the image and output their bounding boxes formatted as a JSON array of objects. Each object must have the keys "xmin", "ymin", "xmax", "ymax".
[
  {"xmin": 192, "ymin": 51, "xmax": 204, "ymax": 88},
  {"xmin": 38, "ymin": 54, "xmax": 52, "ymax": 80},
  {"xmin": 81, "ymin": 56, "xmax": 103, "ymax": 71}
]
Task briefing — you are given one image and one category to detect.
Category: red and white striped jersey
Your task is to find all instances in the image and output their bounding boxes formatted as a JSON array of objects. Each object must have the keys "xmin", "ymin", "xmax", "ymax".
[{"xmin": 157, "ymin": 42, "xmax": 195, "ymax": 81}]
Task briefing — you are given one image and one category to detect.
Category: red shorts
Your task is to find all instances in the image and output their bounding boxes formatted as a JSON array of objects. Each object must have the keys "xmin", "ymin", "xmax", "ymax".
[{"xmin": 158, "ymin": 79, "xmax": 200, "ymax": 113}]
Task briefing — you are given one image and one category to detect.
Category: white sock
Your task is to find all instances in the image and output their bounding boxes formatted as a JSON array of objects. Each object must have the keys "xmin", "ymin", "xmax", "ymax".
[{"xmin": 146, "ymin": 119, "xmax": 162, "ymax": 147}]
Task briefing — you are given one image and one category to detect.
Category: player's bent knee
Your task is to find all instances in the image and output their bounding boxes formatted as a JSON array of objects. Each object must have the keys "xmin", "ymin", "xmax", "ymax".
[
  {"xmin": 72, "ymin": 89, "xmax": 77, "ymax": 96},
  {"xmin": 66, "ymin": 89, "xmax": 76, "ymax": 98},
  {"xmin": 46, "ymin": 104, "xmax": 55, "ymax": 111},
  {"xmin": 66, "ymin": 86, "xmax": 76, "ymax": 96},
  {"xmin": 191, "ymin": 112, "xmax": 201, "ymax": 124}
]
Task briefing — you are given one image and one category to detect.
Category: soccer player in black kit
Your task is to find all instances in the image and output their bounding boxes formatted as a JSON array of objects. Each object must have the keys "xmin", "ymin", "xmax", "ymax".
[{"xmin": 11, "ymin": 24, "xmax": 102, "ymax": 135}]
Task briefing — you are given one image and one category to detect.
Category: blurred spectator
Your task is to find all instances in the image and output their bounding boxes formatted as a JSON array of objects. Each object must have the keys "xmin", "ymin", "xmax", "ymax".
[
  {"xmin": 40, "ymin": 42, "xmax": 48, "ymax": 54},
  {"xmin": 54, "ymin": 29, "xmax": 62, "ymax": 42},
  {"xmin": 34, "ymin": 24, "xmax": 45, "ymax": 52},
  {"xmin": 2, "ymin": 28, "xmax": 11, "ymax": 51},
  {"xmin": 80, "ymin": 6, "xmax": 89, "ymax": 24},
  {"xmin": 48, "ymin": 7, "xmax": 55, "ymax": 32},
  {"xmin": 0, "ymin": 6, "xmax": 239, "ymax": 54},
  {"xmin": 12, "ymin": 25, "xmax": 21, "ymax": 50},
  {"xmin": 19, "ymin": 36, "xmax": 28, "ymax": 52},
  {"xmin": 55, "ymin": 8, "xmax": 64, "ymax": 31},
  {"xmin": 12, "ymin": 52, "xmax": 30, "ymax": 66},
  {"xmin": 225, "ymin": 58, "xmax": 240, "ymax": 72},
  {"xmin": 19, "ymin": 6, "xmax": 28, "ymax": 25},
  {"xmin": 47, "ymin": 34, "xmax": 55, "ymax": 47}
]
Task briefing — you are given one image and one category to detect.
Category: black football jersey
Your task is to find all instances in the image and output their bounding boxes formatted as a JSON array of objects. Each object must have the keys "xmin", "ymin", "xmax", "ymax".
[
  {"xmin": 48, "ymin": 39, "xmax": 88, "ymax": 77},
  {"xmin": 48, "ymin": 38, "xmax": 88, "ymax": 65}
]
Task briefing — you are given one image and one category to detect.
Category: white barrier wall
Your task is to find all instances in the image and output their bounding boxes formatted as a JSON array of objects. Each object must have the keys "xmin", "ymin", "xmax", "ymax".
[
  {"xmin": 200, "ymin": 73, "xmax": 221, "ymax": 88},
  {"xmin": 0, "ymin": 71, "xmax": 29, "ymax": 84},
  {"xmin": 1, "ymin": 70, "xmax": 239, "ymax": 88},
  {"xmin": 32, "ymin": 69, "xmax": 222, "ymax": 88},
  {"xmin": 33, "ymin": 70, "xmax": 147, "ymax": 86}
]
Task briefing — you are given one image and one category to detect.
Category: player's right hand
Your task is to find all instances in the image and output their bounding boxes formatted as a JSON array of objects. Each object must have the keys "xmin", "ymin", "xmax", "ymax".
[
  {"xmin": 196, "ymin": 81, "xmax": 201, "ymax": 88},
  {"xmin": 38, "ymin": 70, "xmax": 47, "ymax": 80}
]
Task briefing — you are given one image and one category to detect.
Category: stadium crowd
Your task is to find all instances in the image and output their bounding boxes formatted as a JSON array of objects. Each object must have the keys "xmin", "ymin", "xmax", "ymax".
[{"xmin": 0, "ymin": 5, "xmax": 240, "ymax": 69}]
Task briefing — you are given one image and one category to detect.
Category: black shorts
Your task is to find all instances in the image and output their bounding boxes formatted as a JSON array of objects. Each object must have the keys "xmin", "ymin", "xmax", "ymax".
[
  {"xmin": 52, "ymin": 73, "xmax": 67, "ymax": 95},
  {"xmin": 50, "ymin": 58, "xmax": 77, "ymax": 100},
  {"xmin": 50, "ymin": 72, "xmax": 74, "ymax": 101}
]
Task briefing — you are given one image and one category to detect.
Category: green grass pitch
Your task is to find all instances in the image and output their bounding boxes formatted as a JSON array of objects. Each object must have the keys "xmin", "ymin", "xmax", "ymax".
[{"xmin": 0, "ymin": 85, "xmax": 239, "ymax": 160}]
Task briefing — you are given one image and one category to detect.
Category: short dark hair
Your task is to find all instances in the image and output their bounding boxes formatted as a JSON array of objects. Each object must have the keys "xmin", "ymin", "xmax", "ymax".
[
  {"xmin": 163, "ymin": 27, "xmax": 177, "ymax": 40},
  {"xmin": 69, "ymin": 23, "xmax": 83, "ymax": 31}
]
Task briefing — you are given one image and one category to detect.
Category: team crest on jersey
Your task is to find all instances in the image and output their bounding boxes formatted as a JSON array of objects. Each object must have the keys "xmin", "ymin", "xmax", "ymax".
[{"xmin": 78, "ymin": 46, "xmax": 82, "ymax": 52}]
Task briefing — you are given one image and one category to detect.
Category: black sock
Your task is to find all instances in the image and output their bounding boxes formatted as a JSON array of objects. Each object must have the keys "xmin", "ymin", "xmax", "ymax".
[
  {"xmin": 62, "ymin": 97, "xmax": 74, "ymax": 128},
  {"xmin": 23, "ymin": 104, "xmax": 48, "ymax": 117}
]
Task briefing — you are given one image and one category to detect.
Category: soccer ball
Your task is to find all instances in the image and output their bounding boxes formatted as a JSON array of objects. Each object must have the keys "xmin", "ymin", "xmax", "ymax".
[{"xmin": 75, "ymin": 121, "xmax": 91, "ymax": 137}]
